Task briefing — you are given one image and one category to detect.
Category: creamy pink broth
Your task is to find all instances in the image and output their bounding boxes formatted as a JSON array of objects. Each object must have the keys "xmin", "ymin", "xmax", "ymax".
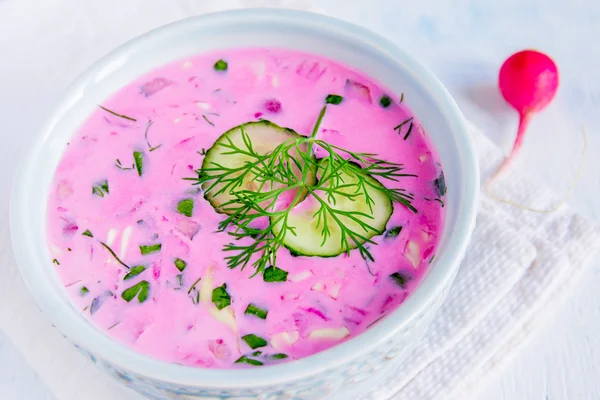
[{"xmin": 47, "ymin": 48, "xmax": 445, "ymax": 368}]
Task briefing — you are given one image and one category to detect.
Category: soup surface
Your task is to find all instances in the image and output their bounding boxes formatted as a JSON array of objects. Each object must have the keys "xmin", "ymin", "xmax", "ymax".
[{"xmin": 47, "ymin": 48, "xmax": 446, "ymax": 368}]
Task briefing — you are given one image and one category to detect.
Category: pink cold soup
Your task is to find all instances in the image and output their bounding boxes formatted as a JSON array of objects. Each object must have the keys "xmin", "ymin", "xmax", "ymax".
[{"xmin": 47, "ymin": 48, "xmax": 446, "ymax": 368}]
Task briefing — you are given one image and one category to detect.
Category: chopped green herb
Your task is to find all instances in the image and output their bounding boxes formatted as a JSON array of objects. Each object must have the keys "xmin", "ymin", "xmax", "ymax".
[
  {"xmin": 212, "ymin": 284, "xmax": 231, "ymax": 310},
  {"xmin": 92, "ymin": 180, "xmax": 109, "ymax": 197},
  {"xmin": 176, "ymin": 274, "xmax": 183, "ymax": 287},
  {"xmin": 99, "ymin": 242, "xmax": 130, "ymax": 269},
  {"xmin": 174, "ymin": 258, "xmax": 187, "ymax": 272},
  {"xmin": 214, "ymin": 59, "xmax": 228, "ymax": 71},
  {"xmin": 263, "ymin": 266, "xmax": 288, "ymax": 283},
  {"xmin": 429, "ymin": 255, "xmax": 436, "ymax": 263},
  {"xmin": 252, "ymin": 351, "xmax": 262, "ymax": 357},
  {"xmin": 202, "ymin": 114, "xmax": 215, "ymax": 127},
  {"xmin": 98, "ymin": 105, "xmax": 137, "ymax": 122},
  {"xmin": 379, "ymin": 95, "xmax": 392, "ymax": 108},
  {"xmin": 176, "ymin": 198, "xmax": 194, "ymax": 217},
  {"xmin": 400, "ymin": 93, "xmax": 405, "ymax": 103},
  {"xmin": 107, "ymin": 321, "xmax": 121, "ymax": 330},
  {"xmin": 121, "ymin": 280, "xmax": 149, "ymax": 303},
  {"xmin": 139, "ymin": 243, "xmax": 161, "ymax": 255},
  {"xmin": 244, "ymin": 303, "xmax": 268, "ymax": 319},
  {"xmin": 67, "ymin": 248, "xmax": 72, "ymax": 252},
  {"xmin": 52, "ymin": 258, "xmax": 60, "ymax": 265},
  {"xmin": 434, "ymin": 198, "xmax": 445, "ymax": 207},
  {"xmin": 242, "ymin": 334, "xmax": 268, "ymax": 349},
  {"xmin": 394, "ymin": 117, "xmax": 413, "ymax": 137},
  {"xmin": 384, "ymin": 226, "xmax": 403, "ymax": 239},
  {"xmin": 143, "ymin": 120, "xmax": 163, "ymax": 152},
  {"xmin": 235, "ymin": 356, "xmax": 263, "ymax": 366},
  {"xmin": 403, "ymin": 122, "xmax": 414, "ymax": 140},
  {"xmin": 133, "ymin": 151, "xmax": 144, "ymax": 176},
  {"xmin": 271, "ymin": 353, "xmax": 288, "ymax": 360},
  {"xmin": 325, "ymin": 94, "xmax": 343, "ymax": 105},
  {"xmin": 124, "ymin": 265, "xmax": 146, "ymax": 280},
  {"xmin": 80, "ymin": 286, "xmax": 89, "ymax": 296},
  {"xmin": 434, "ymin": 172, "xmax": 446, "ymax": 197},
  {"xmin": 187, "ymin": 277, "xmax": 202, "ymax": 294},
  {"xmin": 136, "ymin": 219, "xmax": 143, "ymax": 224},
  {"xmin": 82, "ymin": 229, "xmax": 93, "ymax": 238},
  {"xmin": 199, "ymin": 148, "xmax": 206, "ymax": 156},
  {"xmin": 115, "ymin": 159, "xmax": 134, "ymax": 170},
  {"xmin": 390, "ymin": 272, "xmax": 409, "ymax": 288}
]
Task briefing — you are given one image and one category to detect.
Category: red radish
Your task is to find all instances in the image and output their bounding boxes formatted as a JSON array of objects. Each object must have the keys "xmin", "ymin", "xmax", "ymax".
[
  {"xmin": 489, "ymin": 49, "xmax": 587, "ymax": 212},
  {"xmin": 496, "ymin": 49, "xmax": 559, "ymax": 176}
]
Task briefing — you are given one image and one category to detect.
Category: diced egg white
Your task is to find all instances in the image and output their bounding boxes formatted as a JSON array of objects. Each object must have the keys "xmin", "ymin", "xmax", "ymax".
[
  {"xmin": 311, "ymin": 280, "xmax": 341, "ymax": 299},
  {"xmin": 404, "ymin": 240, "xmax": 421, "ymax": 268},
  {"xmin": 418, "ymin": 154, "xmax": 429, "ymax": 162},
  {"xmin": 208, "ymin": 307, "xmax": 237, "ymax": 331},
  {"xmin": 119, "ymin": 226, "xmax": 133, "ymax": 259},
  {"xmin": 290, "ymin": 270, "xmax": 313, "ymax": 282},
  {"xmin": 199, "ymin": 267, "xmax": 238, "ymax": 333},
  {"xmin": 106, "ymin": 228, "xmax": 118, "ymax": 246},
  {"xmin": 196, "ymin": 101, "xmax": 211, "ymax": 110},
  {"xmin": 182, "ymin": 61, "xmax": 193, "ymax": 69},
  {"xmin": 270, "ymin": 330, "xmax": 300, "ymax": 349},
  {"xmin": 199, "ymin": 267, "xmax": 213, "ymax": 304},
  {"xmin": 421, "ymin": 230, "xmax": 433, "ymax": 242},
  {"xmin": 174, "ymin": 117, "xmax": 181, "ymax": 124},
  {"xmin": 308, "ymin": 327, "xmax": 350, "ymax": 340},
  {"xmin": 271, "ymin": 75, "xmax": 280, "ymax": 87}
]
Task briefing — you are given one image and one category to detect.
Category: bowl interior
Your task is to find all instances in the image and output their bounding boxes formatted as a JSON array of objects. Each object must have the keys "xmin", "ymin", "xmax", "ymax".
[{"xmin": 10, "ymin": 9, "xmax": 478, "ymax": 388}]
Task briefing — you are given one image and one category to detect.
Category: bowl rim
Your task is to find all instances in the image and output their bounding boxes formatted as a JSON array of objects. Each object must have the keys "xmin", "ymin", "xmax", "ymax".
[{"xmin": 10, "ymin": 8, "xmax": 479, "ymax": 388}]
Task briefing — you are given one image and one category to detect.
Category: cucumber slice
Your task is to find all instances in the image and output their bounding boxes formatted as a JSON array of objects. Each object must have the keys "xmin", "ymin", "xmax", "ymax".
[
  {"xmin": 272, "ymin": 159, "xmax": 393, "ymax": 257},
  {"xmin": 201, "ymin": 120, "xmax": 316, "ymax": 214}
]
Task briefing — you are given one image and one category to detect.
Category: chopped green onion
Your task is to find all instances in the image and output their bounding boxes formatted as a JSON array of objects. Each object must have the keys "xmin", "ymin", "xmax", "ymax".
[
  {"xmin": 121, "ymin": 280, "xmax": 149, "ymax": 303},
  {"xmin": 124, "ymin": 265, "xmax": 146, "ymax": 280},
  {"xmin": 379, "ymin": 95, "xmax": 392, "ymax": 108},
  {"xmin": 174, "ymin": 258, "xmax": 187, "ymax": 272},
  {"xmin": 325, "ymin": 94, "xmax": 343, "ymax": 105},
  {"xmin": 263, "ymin": 266, "xmax": 288, "ymax": 283},
  {"xmin": 176, "ymin": 198, "xmax": 194, "ymax": 217},
  {"xmin": 133, "ymin": 151, "xmax": 144, "ymax": 176},
  {"xmin": 242, "ymin": 334, "xmax": 268, "ymax": 349},
  {"xmin": 139, "ymin": 244, "xmax": 161, "ymax": 255},
  {"xmin": 271, "ymin": 353, "xmax": 288, "ymax": 360},
  {"xmin": 82, "ymin": 229, "xmax": 93, "ymax": 238},
  {"xmin": 214, "ymin": 59, "xmax": 228, "ymax": 71},
  {"xmin": 92, "ymin": 180, "xmax": 109, "ymax": 197},
  {"xmin": 434, "ymin": 172, "xmax": 446, "ymax": 197},
  {"xmin": 235, "ymin": 356, "xmax": 263, "ymax": 366},
  {"xmin": 390, "ymin": 272, "xmax": 408, "ymax": 288},
  {"xmin": 384, "ymin": 226, "xmax": 403, "ymax": 239},
  {"xmin": 252, "ymin": 351, "xmax": 262, "ymax": 357},
  {"xmin": 212, "ymin": 284, "xmax": 231, "ymax": 310},
  {"xmin": 80, "ymin": 286, "xmax": 89, "ymax": 296},
  {"xmin": 244, "ymin": 303, "xmax": 268, "ymax": 319}
]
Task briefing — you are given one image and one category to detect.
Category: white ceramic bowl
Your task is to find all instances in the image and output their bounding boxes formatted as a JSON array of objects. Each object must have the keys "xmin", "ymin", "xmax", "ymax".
[{"xmin": 10, "ymin": 8, "xmax": 478, "ymax": 400}]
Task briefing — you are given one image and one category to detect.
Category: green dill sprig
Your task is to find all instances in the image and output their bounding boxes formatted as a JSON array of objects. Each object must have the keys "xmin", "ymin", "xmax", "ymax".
[{"xmin": 190, "ymin": 106, "xmax": 417, "ymax": 275}]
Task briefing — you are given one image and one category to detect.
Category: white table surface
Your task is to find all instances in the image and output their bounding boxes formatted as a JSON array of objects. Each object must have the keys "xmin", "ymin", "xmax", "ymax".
[{"xmin": 1, "ymin": 0, "xmax": 599, "ymax": 399}]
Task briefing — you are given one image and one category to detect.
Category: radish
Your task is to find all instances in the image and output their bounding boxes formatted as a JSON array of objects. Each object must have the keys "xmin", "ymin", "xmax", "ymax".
[
  {"xmin": 497, "ymin": 49, "xmax": 559, "ymax": 176},
  {"xmin": 488, "ymin": 49, "xmax": 587, "ymax": 212}
]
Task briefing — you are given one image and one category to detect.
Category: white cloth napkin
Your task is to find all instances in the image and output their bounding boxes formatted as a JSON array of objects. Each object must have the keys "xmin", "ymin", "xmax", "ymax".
[{"xmin": 1, "ymin": 121, "xmax": 598, "ymax": 400}]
